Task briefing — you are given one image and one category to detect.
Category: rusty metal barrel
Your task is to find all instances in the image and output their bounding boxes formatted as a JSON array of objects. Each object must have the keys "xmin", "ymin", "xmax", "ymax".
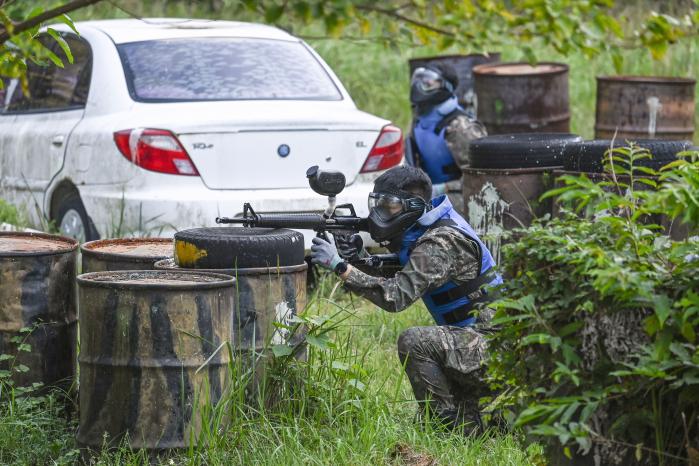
[
  {"xmin": 154, "ymin": 258, "xmax": 307, "ymax": 354},
  {"xmin": 81, "ymin": 238, "xmax": 173, "ymax": 273},
  {"xmin": 0, "ymin": 232, "xmax": 78, "ymax": 390},
  {"xmin": 595, "ymin": 76, "xmax": 696, "ymax": 140},
  {"xmin": 76, "ymin": 270, "xmax": 234, "ymax": 451},
  {"xmin": 409, "ymin": 53, "xmax": 501, "ymax": 114},
  {"xmin": 462, "ymin": 167, "xmax": 558, "ymax": 263},
  {"xmin": 473, "ymin": 62, "xmax": 570, "ymax": 134}
]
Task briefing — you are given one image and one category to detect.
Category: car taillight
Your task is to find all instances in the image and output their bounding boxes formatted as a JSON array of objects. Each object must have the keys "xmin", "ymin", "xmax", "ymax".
[
  {"xmin": 360, "ymin": 124, "xmax": 404, "ymax": 173},
  {"xmin": 114, "ymin": 128, "xmax": 199, "ymax": 176}
]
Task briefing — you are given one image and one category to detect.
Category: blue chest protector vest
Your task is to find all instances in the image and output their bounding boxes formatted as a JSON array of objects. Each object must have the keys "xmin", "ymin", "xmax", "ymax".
[
  {"xmin": 412, "ymin": 97, "xmax": 463, "ymax": 184},
  {"xmin": 399, "ymin": 195, "xmax": 503, "ymax": 327}
]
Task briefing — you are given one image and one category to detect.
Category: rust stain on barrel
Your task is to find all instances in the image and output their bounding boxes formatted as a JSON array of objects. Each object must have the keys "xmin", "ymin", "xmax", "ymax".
[
  {"xmin": 595, "ymin": 75, "xmax": 696, "ymax": 140},
  {"xmin": 473, "ymin": 62, "xmax": 570, "ymax": 134},
  {"xmin": 76, "ymin": 270, "xmax": 234, "ymax": 450},
  {"xmin": 0, "ymin": 232, "xmax": 78, "ymax": 390},
  {"xmin": 81, "ymin": 238, "xmax": 174, "ymax": 273}
]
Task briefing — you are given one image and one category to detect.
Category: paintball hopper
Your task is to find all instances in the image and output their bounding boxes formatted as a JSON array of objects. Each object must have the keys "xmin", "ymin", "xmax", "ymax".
[{"xmin": 306, "ymin": 165, "xmax": 345, "ymax": 197}]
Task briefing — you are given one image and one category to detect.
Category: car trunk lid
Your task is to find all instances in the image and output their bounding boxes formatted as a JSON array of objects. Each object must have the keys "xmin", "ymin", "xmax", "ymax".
[{"xmin": 177, "ymin": 128, "xmax": 379, "ymax": 190}]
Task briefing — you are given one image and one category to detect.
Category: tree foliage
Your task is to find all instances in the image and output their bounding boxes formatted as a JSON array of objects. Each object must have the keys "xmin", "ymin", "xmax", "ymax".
[
  {"xmin": 488, "ymin": 146, "xmax": 699, "ymax": 464},
  {"xmin": 231, "ymin": 0, "xmax": 699, "ymax": 69},
  {"xmin": 3, "ymin": 0, "xmax": 698, "ymax": 85},
  {"xmin": 0, "ymin": 1, "xmax": 101, "ymax": 90}
]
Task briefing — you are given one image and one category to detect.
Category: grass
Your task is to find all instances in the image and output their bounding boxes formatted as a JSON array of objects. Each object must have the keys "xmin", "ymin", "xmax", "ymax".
[
  {"xmin": 3, "ymin": 1, "xmax": 697, "ymax": 463},
  {"xmin": 0, "ymin": 277, "xmax": 544, "ymax": 465}
]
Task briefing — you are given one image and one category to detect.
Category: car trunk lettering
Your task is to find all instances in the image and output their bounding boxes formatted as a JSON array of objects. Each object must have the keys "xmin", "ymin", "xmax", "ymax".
[{"xmin": 177, "ymin": 130, "xmax": 377, "ymax": 190}]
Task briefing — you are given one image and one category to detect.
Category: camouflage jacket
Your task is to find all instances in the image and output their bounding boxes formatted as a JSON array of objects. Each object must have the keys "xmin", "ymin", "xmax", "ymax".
[
  {"xmin": 443, "ymin": 115, "xmax": 487, "ymax": 167},
  {"xmin": 343, "ymin": 226, "xmax": 481, "ymax": 313}
]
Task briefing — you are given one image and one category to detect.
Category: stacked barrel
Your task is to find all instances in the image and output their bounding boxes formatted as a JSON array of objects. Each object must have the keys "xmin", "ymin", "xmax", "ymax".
[
  {"xmin": 0, "ymin": 232, "xmax": 78, "ymax": 392},
  {"xmin": 407, "ymin": 55, "xmax": 696, "ymax": 252},
  {"xmin": 0, "ymin": 228, "xmax": 306, "ymax": 455}
]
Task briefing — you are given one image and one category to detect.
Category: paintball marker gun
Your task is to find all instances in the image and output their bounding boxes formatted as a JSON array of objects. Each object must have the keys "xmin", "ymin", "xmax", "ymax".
[{"xmin": 216, "ymin": 166, "xmax": 398, "ymax": 268}]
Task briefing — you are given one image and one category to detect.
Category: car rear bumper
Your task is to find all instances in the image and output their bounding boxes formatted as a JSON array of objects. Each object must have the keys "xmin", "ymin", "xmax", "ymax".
[{"xmin": 78, "ymin": 175, "xmax": 378, "ymax": 249}]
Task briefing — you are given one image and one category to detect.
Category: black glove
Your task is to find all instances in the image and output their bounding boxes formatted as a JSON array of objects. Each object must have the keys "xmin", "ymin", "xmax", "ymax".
[{"xmin": 335, "ymin": 233, "xmax": 368, "ymax": 260}]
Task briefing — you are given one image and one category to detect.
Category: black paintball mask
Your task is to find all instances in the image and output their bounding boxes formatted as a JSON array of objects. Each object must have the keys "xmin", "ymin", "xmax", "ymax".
[
  {"xmin": 410, "ymin": 66, "xmax": 456, "ymax": 114},
  {"xmin": 367, "ymin": 190, "xmax": 428, "ymax": 243}
]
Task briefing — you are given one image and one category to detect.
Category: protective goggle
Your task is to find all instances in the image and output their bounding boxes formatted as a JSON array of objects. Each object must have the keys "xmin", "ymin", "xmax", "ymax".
[
  {"xmin": 368, "ymin": 192, "xmax": 426, "ymax": 220},
  {"xmin": 410, "ymin": 67, "xmax": 453, "ymax": 93}
]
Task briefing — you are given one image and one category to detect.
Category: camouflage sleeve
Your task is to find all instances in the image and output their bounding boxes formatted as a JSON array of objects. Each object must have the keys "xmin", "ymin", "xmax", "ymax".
[
  {"xmin": 343, "ymin": 227, "xmax": 481, "ymax": 312},
  {"xmin": 444, "ymin": 116, "xmax": 488, "ymax": 167}
]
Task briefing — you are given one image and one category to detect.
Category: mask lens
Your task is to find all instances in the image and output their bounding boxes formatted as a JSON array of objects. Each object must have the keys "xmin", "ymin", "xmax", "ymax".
[
  {"xmin": 411, "ymin": 67, "xmax": 444, "ymax": 93},
  {"xmin": 369, "ymin": 193, "xmax": 405, "ymax": 220}
]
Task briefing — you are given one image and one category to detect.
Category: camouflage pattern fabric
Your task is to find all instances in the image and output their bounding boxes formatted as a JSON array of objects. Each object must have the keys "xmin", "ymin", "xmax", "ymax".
[
  {"xmin": 344, "ymin": 225, "xmax": 490, "ymax": 433},
  {"xmin": 397, "ymin": 325, "xmax": 488, "ymax": 432},
  {"xmin": 444, "ymin": 115, "xmax": 487, "ymax": 167},
  {"xmin": 343, "ymin": 226, "xmax": 481, "ymax": 312}
]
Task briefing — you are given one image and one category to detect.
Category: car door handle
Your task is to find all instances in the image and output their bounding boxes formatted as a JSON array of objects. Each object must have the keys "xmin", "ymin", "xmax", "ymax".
[{"xmin": 51, "ymin": 135, "xmax": 65, "ymax": 147}]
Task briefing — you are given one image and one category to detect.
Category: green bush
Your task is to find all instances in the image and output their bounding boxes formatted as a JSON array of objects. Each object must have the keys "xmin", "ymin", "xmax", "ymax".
[
  {"xmin": 0, "ymin": 199, "xmax": 20, "ymax": 226},
  {"xmin": 488, "ymin": 145, "xmax": 699, "ymax": 465}
]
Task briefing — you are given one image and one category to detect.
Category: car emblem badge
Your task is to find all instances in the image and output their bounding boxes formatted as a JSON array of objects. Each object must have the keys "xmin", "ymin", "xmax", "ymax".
[{"xmin": 277, "ymin": 144, "xmax": 290, "ymax": 158}]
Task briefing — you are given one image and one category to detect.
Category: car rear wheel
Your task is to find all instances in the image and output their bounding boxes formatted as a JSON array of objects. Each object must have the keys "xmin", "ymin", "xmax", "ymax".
[{"xmin": 54, "ymin": 191, "xmax": 99, "ymax": 243}]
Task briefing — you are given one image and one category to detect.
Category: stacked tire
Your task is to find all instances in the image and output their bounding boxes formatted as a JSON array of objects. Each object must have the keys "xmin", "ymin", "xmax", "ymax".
[
  {"xmin": 463, "ymin": 133, "xmax": 579, "ymax": 262},
  {"xmin": 554, "ymin": 139, "xmax": 694, "ymax": 240},
  {"xmin": 469, "ymin": 133, "xmax": 582, "ymax": 169},
  {"xmin": 562, "ymin": 139, "xmax": 694, "ymax": 173}
]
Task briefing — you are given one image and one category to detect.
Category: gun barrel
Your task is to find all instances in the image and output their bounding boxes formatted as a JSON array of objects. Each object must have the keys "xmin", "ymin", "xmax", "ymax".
[
  {"xmin": 216, "ymin": 217, "xmax": 247, "ymax": 224},
  {"xmin": 216, "ymin": 213, "xmax": 365, "ymax": 231},
  {"xmin": 254, "ymin": 213, "xmax": 326, "ymax": 229}
]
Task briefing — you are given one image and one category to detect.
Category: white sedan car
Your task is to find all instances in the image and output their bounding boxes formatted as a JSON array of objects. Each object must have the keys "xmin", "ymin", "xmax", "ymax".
[{"xmin": 0, "ymin": 19, "xmax": 403, "ymax": 246}]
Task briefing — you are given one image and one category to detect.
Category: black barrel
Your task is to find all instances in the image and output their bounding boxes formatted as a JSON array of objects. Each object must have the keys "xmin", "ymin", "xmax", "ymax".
[
  {"xmin": 0, "ymin": 232, "xmax": 78, "ymax": 390},
  {"xmin": 76, "ymin": 270, "xmax": 234, "ymax": 451}
]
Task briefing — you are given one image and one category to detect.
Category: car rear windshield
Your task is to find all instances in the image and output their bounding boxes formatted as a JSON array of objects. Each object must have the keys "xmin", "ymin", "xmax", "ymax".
[{"xmin": 117, "ymin": 38, "xmax": 342, "ymax": 102}]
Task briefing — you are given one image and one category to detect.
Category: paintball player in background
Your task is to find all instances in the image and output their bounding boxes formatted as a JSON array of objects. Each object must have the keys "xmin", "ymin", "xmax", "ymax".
[
  {"xmin": 406, "ymin": 63, "xmax": 487, "ymax": 211},
  {"xmin": 310, "ymin": 165, "xmax": 502, "ymax": 434}
]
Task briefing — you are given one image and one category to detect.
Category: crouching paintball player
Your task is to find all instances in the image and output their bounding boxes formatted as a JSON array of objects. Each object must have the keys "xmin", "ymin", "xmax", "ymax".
[{"xmin": 310, "ymin": 165, "xmax": 502, "ymax": 434}]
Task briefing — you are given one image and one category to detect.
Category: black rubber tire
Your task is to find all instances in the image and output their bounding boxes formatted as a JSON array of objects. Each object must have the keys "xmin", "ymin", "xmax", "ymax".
[
  {"xmin": 566, "ymin": 139, "xmax": 694, "ymax": 173},
  {"xmin": 54, "ymin": 191, "xmax": 100, "ymax": 242},
  {"xmin": 174, "ymin": 227, "xmax": 305, "ymax": 269},
  {"xmin": 469, "ymin": 133, "xmax": 582, "ymax": 169}
]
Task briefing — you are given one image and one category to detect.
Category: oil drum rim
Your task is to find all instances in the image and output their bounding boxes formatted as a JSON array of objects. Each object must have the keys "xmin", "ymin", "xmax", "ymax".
[
  {"xmin": 0, "ymin": 231, "xmax": 78, "ymax": 257},
  {"xmin": 462, "ymin": 166, "xmax": 564, "ymax": 175},
  {"xmin": 80, "ymin": 238, "xmax": 173, "ymax": 262},
  {"xmin": 153, "ymin": 258, "xmax": 308, "ymax": 276},
  {"xmin": 472, "ymin": 61, "xmax": 569, "ymax": 77},
  {"xmin": 596, "ymin": 75, "xmax": 697, "ymax": 85},
  {"xmin": 76, "ymin": 270, "xmax": 235, "ymax": 290},
  {"xmin": 409, "ymin": 52, "xmax": 501, "ymax": 65}
]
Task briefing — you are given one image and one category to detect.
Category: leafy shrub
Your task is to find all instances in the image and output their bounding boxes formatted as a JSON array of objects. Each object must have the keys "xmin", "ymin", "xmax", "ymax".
[
  {"xmin": 0, "ymin": 199, "xmax": 20, "ymax": 226},
  {"xmin": 488, "ymin": 145, "xmax": 699, "ymax": 464}
]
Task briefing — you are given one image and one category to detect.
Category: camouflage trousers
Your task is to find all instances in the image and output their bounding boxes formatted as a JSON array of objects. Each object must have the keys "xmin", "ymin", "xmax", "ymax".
[{"xmin": 397, "ymin": 325, "xmax": 489, "ymax": 431}]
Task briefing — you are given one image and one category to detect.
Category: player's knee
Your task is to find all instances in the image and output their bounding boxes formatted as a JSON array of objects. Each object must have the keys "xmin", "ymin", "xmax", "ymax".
[{"xmin": 397, "ymin": 327, "xmax": 422, "ymax": 358}]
